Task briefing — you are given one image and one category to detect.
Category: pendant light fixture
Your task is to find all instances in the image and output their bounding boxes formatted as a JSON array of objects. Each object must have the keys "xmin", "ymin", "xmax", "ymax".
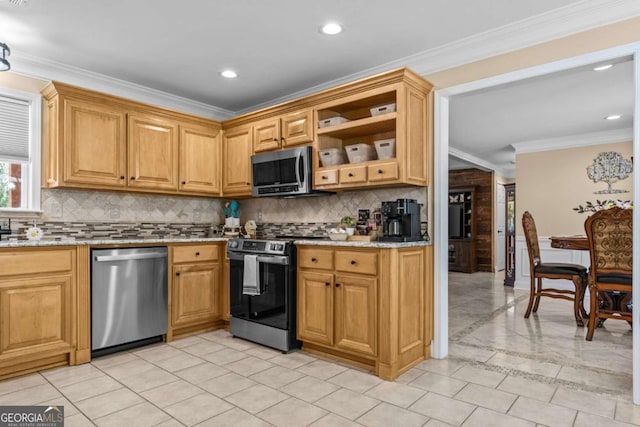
[{"xmin": 0, "ymin": 42, "xmax": 10, "ymax": 71}]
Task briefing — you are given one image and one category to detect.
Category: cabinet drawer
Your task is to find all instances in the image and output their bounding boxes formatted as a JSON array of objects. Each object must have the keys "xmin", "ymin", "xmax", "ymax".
[
  {"xmin": 368, "ymin": 161, "xmax": 398, "ymax": 182},
  {"xmin": 339, "ymin": 165, "xmax": 367, "ymax": 184},
  {"xmin": 172, "ymin": 245, "xmax": 219, "ymax": 263},
  {"xmin": 299, "ymin": 248, "xmax": 333, "ymax": 270},
  {"xmin": 315, "ymin": 169, "xmax": 338, "ymax": 186},
  {"xmin": 335, "ymin": 250, "xmax": 377, "ymax": 275},
  {"xmin": 0, "ymin": 249, "xmax": 74, "ymax": 277}
]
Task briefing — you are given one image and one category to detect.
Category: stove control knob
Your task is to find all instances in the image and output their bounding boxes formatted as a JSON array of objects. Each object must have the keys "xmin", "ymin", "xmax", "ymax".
[{"xmin": 228, "ymin": 240, "xmax": 238, "ymax": 249}]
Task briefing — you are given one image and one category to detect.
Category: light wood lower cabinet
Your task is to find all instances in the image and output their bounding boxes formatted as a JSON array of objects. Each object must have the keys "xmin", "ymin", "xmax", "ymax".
[
  {"xmin": 0, "ymin": 247, "xmax": 81, "ymax": 380},
  {"xmin": 297, "ymin": 245, "xmax": 430, "ymax": 380},
  {"xmin": 168, "ymin": 243, "xmax": 225, "ymax": 340}
]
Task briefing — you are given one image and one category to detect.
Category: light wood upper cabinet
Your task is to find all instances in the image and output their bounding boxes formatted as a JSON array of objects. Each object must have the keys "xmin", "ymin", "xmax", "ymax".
[
  {"xmin": 62, "ymin": 98, "xmax": 127, "ymax": 187},
  {"xmin": 42, "ymin": 81, "xmax": 222, "ymax": 197},
  {"xmin": 252, "ymin": 109, "xmax": 313, "ymax": 153},
  {"xmin": 253, "ymin": 118, "xmax": 281, "ymax": 153},
  {"xmin": 222, "ymin": 125, "xmax": 253, "ymax": 196},
  {"xmin": 127, "ymin": 113, "xmax": 179, "ymax": 191},
  {"xmin": 313, "ymin": 69, "xmax": 432, "ymax": 191},
  {"xmin": 179, "ymin": 125, "xmax": 221, "ymax": 195},
  {"xmin": 281, "ymin": 109, "xmax": 313, "ymax": 148}
]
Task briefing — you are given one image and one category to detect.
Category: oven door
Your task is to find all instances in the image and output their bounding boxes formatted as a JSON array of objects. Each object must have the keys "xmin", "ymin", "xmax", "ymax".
[{"xmin": 229, "ymin": 253, "xmax": 291, "ymax": 330}]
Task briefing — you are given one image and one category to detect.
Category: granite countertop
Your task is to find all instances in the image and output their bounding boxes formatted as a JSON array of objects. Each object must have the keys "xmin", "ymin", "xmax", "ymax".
[
  {"xmin": 0, "ymin": 236, "xmax": 431, "ymax": 249},
  {"xmin": 293, "ymin": 238, "xmax": 431, "ymax": 248},
  {"xmin": 0, "ymin": 237, "xmax": 229, "ymax": 248}
]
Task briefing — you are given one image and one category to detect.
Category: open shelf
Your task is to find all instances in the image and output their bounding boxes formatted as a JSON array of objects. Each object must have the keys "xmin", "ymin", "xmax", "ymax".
[{"xmin": 317, "ymin": 113, "xmax": 396, "ymax": 139}]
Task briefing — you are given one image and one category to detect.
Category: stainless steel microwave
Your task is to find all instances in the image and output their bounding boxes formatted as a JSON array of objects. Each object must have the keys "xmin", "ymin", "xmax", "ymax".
[{"xmin": 251, "ymin": 146, "xmax": 330, "ymax": 197}]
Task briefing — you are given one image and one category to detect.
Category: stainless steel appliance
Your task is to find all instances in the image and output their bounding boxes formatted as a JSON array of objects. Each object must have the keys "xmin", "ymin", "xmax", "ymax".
[
  {"xmin": 91, "ymin": 247, "xmax": 168, "ymax": 355},
  {"xmin": 380, "ymin": 198, "xmax": 422, "ymax": 242},
  {"xmin": 227, "ymin": 238, "xmax": 300, "ymax": 351},
  {"xmin": 251, "ymin": 146, "xmax": 331, "ymax": 198}
]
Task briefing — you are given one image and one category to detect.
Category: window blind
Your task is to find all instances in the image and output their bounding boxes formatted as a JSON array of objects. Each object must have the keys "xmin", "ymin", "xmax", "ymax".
[{"xmin": 0, "ymin": 95, "xmax": 30, "ymax": 163}]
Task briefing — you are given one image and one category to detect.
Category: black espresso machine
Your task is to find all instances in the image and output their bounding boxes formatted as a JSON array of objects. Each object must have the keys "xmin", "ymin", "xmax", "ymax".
[{"xmin": 379, "ymin": 199, "xmax": 422, "ymax": 242}]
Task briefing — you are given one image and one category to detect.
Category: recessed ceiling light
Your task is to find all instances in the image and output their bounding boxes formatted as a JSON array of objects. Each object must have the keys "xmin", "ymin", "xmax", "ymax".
[
  {"xmin": 605, "ymin": 114, "xmax": 622, "ymax": 120},
  {"xmin": 593, "ymin": 64, "xmax": 613, "ymax": 71},
  {"xmin": 321, "ymin": 22, "xmax": 343, "ymax": 35},
  {"xmin": 220, "ymin": 70, "xmax": 237, "ymax": 79}
]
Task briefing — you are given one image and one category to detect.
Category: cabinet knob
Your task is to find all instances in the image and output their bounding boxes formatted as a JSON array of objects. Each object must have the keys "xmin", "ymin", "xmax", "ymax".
[
  {"xmin": 246, "ymin": 182, "xmax": 251, "ymax": 185},
  {"xmin": 325, "ymin": 282, "xmax": 330, "ymax": 286},
  {"xmin": 176, "ymin": 272, "xmax": 181, "ymax": 276},
  {"xmin": 120, "ymin": 176, "xmax": 125, "ymax": 180},
  {"xmin": 182, "ymin": 181, "xmax": 186, "ymax": 185},
  {"xmin": 321, "ymin": 176, "xmax": 327, "ymax": 180},
  {"xmin": 350, "ymin": 260, "xmax": 356, "ymax": 265},
  {"xmin": 348, "ymin": 173, "xmax": 354, "ymax": 177},
  {"xmin": 130, "ymin": 177, "xmax": 135, "ymax": 180},
  {"xmin": 335, "ymin": 283, "xmax": 341, "ymax": 287},
  {"xmin": 377, "ymin": 169, "xmax": 383, "ymax": 174},
  {"xmin": 196, "ymin": 252, "xmax": 200, "ymax": 256},
  {"xmin": 311, "ymin": 257, "xmax": 317, "ymax": 262},
  {"xmin": 273, "ymin": 138, "xmax": 278, "ymax": 142}
]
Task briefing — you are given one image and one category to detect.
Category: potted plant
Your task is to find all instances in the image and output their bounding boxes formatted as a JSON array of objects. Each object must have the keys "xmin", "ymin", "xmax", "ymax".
[{"xmin": 340, "ymin": 216, "xmax": 356, "ymax": 236}]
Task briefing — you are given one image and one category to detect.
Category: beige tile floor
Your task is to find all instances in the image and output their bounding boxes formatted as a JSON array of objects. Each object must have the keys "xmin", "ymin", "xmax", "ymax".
[{"xmin": 1, "ymin": 271, "xmax": 638, "ymax": 426}]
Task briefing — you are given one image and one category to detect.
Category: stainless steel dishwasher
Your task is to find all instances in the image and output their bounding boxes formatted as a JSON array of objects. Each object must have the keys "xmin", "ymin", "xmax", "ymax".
[{"xmin": 91, "ymin": 247, "xmax": 168, "ymax": 354}]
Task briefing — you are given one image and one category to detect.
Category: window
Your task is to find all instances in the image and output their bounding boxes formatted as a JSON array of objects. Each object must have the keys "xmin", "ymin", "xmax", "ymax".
[{"xmin": 0, "ymin": 87, "xmax": 41, "ymax": 212}]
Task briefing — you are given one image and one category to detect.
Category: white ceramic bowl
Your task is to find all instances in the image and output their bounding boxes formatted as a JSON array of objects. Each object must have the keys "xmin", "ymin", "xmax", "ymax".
[{"xmin": 328, "ymin": 233, "xmax": 348, "ymax": 241}]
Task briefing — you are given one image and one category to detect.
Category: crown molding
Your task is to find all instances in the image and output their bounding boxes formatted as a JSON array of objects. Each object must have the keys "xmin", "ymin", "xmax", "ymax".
[
  {"xmin": 7, "ymin": 0, "xmax": 640, "ymax": 118},
  {"xmin": 512, "ymin": 128, "xmax": 633, "ymax": 154},
  {"xmin": 239, "ymin": 0, "xmax": 640, "ymax": 114},
  {"xmin": 10, "ymin": 54, "xmax": 235, "ymax": 121},
  {"xmin": 449, "ymin": 147, "xmax": 513, "ymax": 178}
]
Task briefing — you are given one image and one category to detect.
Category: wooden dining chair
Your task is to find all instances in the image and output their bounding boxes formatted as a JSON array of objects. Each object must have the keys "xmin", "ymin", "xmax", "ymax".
[
  {"xmin": 522, "ymin": 211, "xmax": 588, "ymax": 325},
  {"xmin": 584, "ymin": 207, "xmax": 633, "ymax": 341}
]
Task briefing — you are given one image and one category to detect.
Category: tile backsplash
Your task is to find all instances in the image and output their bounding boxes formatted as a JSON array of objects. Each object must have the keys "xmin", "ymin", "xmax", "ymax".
[
  {"xmin": 39, "ymin": 187, "xmax": 427, "ymax": 226},
  {"xmin": 0, "ymin": 187, "xmax": 428, "ymax": 240},
  {"xmin": 40, "ymin": 189, "xmax": 224, "ymax": 223}
]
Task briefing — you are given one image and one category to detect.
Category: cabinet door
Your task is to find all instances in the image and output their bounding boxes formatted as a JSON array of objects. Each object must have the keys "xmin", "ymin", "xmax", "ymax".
[
  {"xmin": 253, "ymin": 118, "xmax": 281, "ymax": 153},
  {"xmin": 0, "ymin": 275, "xmax": 73, "ymax": 355},
  {"xmin": 172, "ymin": 263, "xmax": 220, "ymax": 327},
  {"xmin": 63, "ymin": 98, "xmax": 127, "ymax": 187},
  {"xmin": 179, "ymin": 125, "xmax": 221, "ymax": 195},
  {"xmin": 297, "ymin": 271, "xmax": 333, "ymax": 346},
  {"xmin": 128, "ymin": 113, "xmax": 179, "ymax": 191},
  {"xmin": 334, "ymin": 274, "xmax": 377, "ymax": 356},
  {"xmin": 222, "ymin": 125, "xmax": 253, "ymax": 195},
  {"xmin": 281, "ymin": 110, "xmax": 313, "ymax": 148}
]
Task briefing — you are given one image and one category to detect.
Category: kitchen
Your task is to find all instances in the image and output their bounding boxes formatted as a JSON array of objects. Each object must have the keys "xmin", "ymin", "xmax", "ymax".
[{"xmin": 1, "ymin": 1, "xmax": 640, "ymax": 425}]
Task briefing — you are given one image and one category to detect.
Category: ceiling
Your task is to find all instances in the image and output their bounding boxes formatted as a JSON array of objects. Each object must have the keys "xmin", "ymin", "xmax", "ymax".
[
  {"xmin": 449, "ymin": 57, "xmax": 635, "ymax": 177},
  {"xmin": 0, "ymin": 0, "xmax": 638, "ymax": 177}
]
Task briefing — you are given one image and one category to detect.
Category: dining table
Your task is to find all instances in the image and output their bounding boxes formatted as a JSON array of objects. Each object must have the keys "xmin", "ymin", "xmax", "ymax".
[{"xmin": 549, "ymin": 235, "xmax": 589, "ymax": 251}]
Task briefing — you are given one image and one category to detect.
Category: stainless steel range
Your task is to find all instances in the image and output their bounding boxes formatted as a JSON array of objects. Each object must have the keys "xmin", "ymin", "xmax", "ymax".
[{"xmin": 226, "ymin": 238, "xmax": 301, "ymax": 352}]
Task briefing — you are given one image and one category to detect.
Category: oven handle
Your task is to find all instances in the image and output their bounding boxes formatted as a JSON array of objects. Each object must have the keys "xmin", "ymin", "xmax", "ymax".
[{"xmin": 227, "ymin": 253, "xmax": 289, "ymax": 265}]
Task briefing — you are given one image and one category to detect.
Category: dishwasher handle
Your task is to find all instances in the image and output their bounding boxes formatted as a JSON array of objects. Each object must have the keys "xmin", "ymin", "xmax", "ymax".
[{"xmin": 94, "ymin": 252, "xmax": 167, "ymax": 262}]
